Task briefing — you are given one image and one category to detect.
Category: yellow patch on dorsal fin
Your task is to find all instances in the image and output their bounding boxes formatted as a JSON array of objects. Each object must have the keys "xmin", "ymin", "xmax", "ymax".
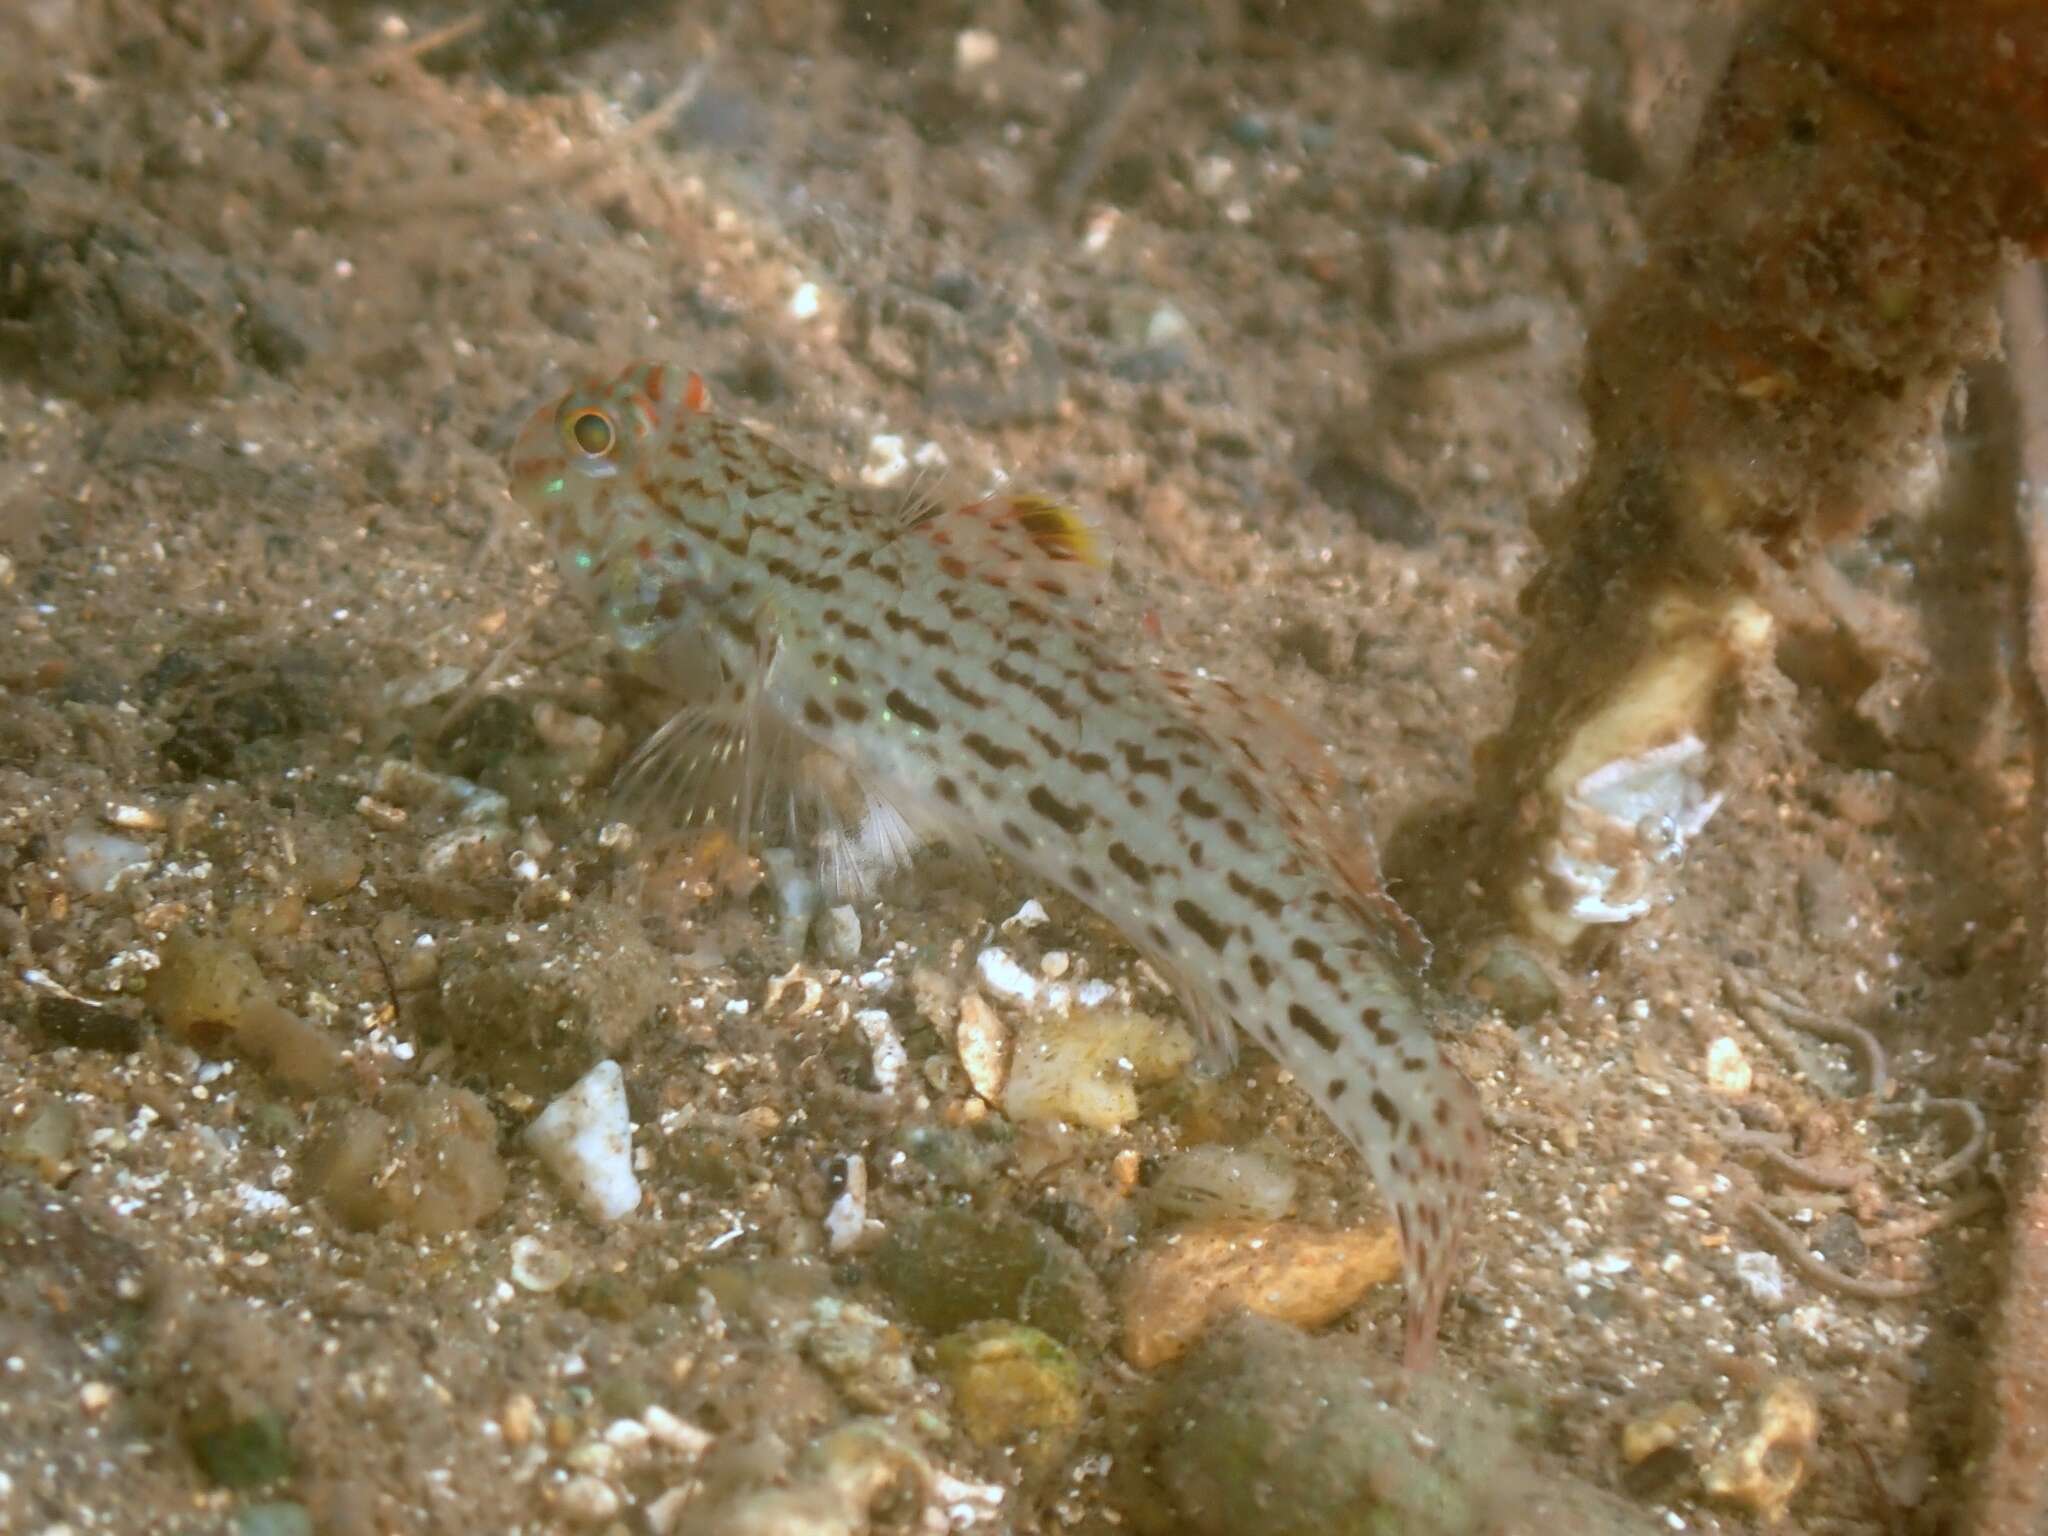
[
  {"xmin": 997, "ymin": 495, "xmax": 1105, "ymax": 568},
  {"xmin": 908, "ymin": 492, "xmax": 1111, "ymax": 608}
]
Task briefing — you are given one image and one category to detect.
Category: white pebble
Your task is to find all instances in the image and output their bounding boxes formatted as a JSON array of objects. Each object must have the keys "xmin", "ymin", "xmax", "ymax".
[
  {"xmin": 1734, "ymin": 1249, "xmax": 1788, "ymax": 1306},
  {"xmin": 509, "ymin": 1234, "xmax": 574, "ymax": 1292},
  {"xmin": 976, "ymin": 946, "xmax": 1039, "ymax": 1005},
  {"xmin": 524, "ymin": 1060, "xmax": 641, "ymax": 1222},
  {"xmin": 1705, "ymin": 1036, "xmax": 1752, "ymax": 1095},
  {"xmin": 557, "ymin": 1474, "xmax": 621, "ymax": 1525},
  {"xmin": 854, "ymin": 1010, "xmax": 907, "ymax": 1093},
  {"xmin": 788, "ymin": 281, "xmax": 822, "ymax": 321},
  {"xmin": 955, "ymin": 27, "xmax": 998, "ymax": 70},
  {"xmin": 824, "ymin": 1154, "xmax": 868, "ymax": 1256},
  {"xmin": 860, "ymin": 434, "xmax": 909, "ymax": 488},
  {"xmin": 820, "ymin": 904, "xmax": 863, "ymax": 962},
  {"xmin": 1003, "ymin": 899, "xmax": 1050, "ymax": 931},
  {"xmin": 61, "ymin": 827, "xmax": 151, "ymax": 894},
  {"xmin": 955, "ymin": 992, "xmax": 1010, "ymax": 1103},
  {"xmin": 642, "ymin": 1405, "xmax": 713, "ymax": 1458}
]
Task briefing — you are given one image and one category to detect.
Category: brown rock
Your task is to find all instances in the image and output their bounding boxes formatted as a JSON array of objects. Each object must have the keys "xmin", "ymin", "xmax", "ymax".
[{"xmin": 1117, "ymin": 1219, "xmax": 1401, "ymax": 1369}]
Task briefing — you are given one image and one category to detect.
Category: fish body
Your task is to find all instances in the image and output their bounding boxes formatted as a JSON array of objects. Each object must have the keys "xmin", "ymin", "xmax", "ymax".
[{"xmin": 507, "ymin": 360, "xmax": 1486, "ymax": 1366}]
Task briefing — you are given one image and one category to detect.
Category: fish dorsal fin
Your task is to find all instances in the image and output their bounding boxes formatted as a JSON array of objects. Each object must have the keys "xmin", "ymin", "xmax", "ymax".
[
  {"xmin": 905, "ymin": 492, "xmax": 1109, "ymax": 607},
  {"xmin": 1154, "ymin": 669, "xmax": 1431, "ymax": 968}
]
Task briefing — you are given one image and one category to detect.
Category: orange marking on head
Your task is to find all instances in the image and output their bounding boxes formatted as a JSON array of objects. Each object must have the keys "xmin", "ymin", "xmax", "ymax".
[
  {"xmin": 684, "ymin": 372, "xmax": 709, "ymax": 412},
  {"xmin": 643, "ymin": 365, "xmax": 668, "ymax": 404}
]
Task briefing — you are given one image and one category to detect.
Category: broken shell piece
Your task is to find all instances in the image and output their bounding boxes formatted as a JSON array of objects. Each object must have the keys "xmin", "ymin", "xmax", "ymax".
[
  {"xmin": 1702, "ymin": 1377, "xmax": 1820, "ymax": 1523},
  {"xmin": 825, "ymin": 1155, "xmax": 870, "ymax": 1256},
  {"xmin": 955, "ymin": 992, "xmax": 1010, "ymax": 1103},
  {"xmin": 1705, "ymin": 1036, "xmax": 1752, "ymax": 1095},
  {"xmin": 1004, "ymin": 1007, "xmax": 1193, "ymax": 1131},
  {"xmin": 525, "ymin": 1060, "xmax": 641, "ymax": 1221}
]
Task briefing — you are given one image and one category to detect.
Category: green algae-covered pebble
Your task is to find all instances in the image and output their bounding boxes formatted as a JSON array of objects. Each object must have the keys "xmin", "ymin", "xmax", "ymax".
[
  {"xmin": 933, "ymin": 1322, "xmax": 1083, "ymax": 1471},
  {"xmin": 868, "ymin": 1207, "xmax": 1104, "ymax": 1347},
  {"xmin": 1121, "ymin": 1317, "xmax": 1656, "ymax": 1536}
]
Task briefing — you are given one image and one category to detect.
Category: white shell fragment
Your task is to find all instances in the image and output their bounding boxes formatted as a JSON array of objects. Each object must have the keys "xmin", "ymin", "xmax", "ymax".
[
  {"xmin": 975, "ymin": 946, "xmax": 1039, "ymax": 1005},
  {"xmin": 824, "ymin": 1154, "xmax": 869, "ymax": 1256},
  {"xmin": 854, "ymin": 1009, "xmax": 907, "ymax": 1094},
  {"xmin": 524, "ymin": 1060, "xmax": 641, "ymax": 1222}
]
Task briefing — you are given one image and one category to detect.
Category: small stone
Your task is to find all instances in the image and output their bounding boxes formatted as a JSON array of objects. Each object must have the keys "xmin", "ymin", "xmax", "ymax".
[
  {"xmin": 61, "ymin": 826, "xmax": 151, "ymax": 893},
  {"xmin": 824, "ymin": 1154, "xmax": 869, "ymax": 1256},
  {"xmin": 556, "ymin": 1474, "xmax": 621, "ymax": 1525},
  {"xmin": 1004, "ymin": 1008, "xmax": 1194, "ymax": 1132},
  {"xmin": 510, "ymin": 1234, "xmax": 574, "ymax": 1292},
  {"xmin": 955, "ymin": 992, "xmax": 1010, "ymax": 1103},
  {"xmin": 1118, "ymin": 1220, "xmax": 1402, "ymax": 1369},
  {"xmin": 501, "ymin": 1393, "xmax": 538, "ymax": 1448},
  {"xmin": 820, "ymin": 904, "xmax": 862, "ymax": 962},
  {"xmin": 859, "ymin": 435, "xmax": 909, "ymax": 489},
  {"xmin": 955, "ymin": 27, "xmax": 998, "ymax": 70},
  {"xmin": 642, "ymin": 1404, "xmax": 713, "ymax": 1458},
  {"xmin": 1463, "ymin": 937, "xmax": 1561, "ymax": 1020},
  {"xmin": 524, "ymin": 1060, "xmax": 641, "ymax": 1222},
  {"xmin": 854, "ymin": 1010, "xmax": 907, "ymax": 1094},
  {"xmin": 1702, "ymin": 1379, "xmax": 1820, "ymax": 1522},
  {"xmin": 788, "ymin": 281, "xmax": 822, "ymax": 322},
  {"xmin": 233, "ymin": 1503, "xmax": 312, "ymax": 1536},
  {"xmin": 1618, "ymin": 1400, "xmax": 1705, "ymax": 1466},
  {"xmin": 1705, "ymin": 1036, "xmax": 1752, "ymax": 1096},
  {"xmin": 976, "ymin": 946, "xmax": 1039, "ymax": 1004},
  {"xmin": 1002, "ymin": 900, "xmax": 1049, "ymax": 931},
  {"xmin": 1733, "ymin": 1249, "xmax": 1788, "ymax": 1307},
  {"xmin": 869, "ymin": 1207, "xmax": 1105, "ymax": 1347},
  {"xmin": 933, "ymin": 1323, "xmax": 1083, "ymax": 1471},
  {"xmin": 147, "ymin": 931, "xmax": 342, "ymax": 1090},
  {"xmin": 189, "ymin": 1410, "xmax": 293, "ymax": 1489},
  {"xmin": 1148, "ymin": 1146, "xmax": 1299, "ymax": 1224},
  {"xmin": 1226, "ymin": 112, "xmax": 1273, "ymax": 149},
  {"xmin": 305, "ymin": 1084, "xmax": 506, "ymax": 1237}
]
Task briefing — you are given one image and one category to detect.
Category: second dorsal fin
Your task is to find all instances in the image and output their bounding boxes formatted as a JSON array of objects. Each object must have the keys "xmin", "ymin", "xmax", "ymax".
[{"xmin": 904, "ymin": 492, "xmax": 1109, "ymax": 606}]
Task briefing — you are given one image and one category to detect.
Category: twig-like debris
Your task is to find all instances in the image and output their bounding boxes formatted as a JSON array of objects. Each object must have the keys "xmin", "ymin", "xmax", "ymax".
[
  {"xmin": 1038, "ymin": 1, "xmax": 1191, "ymax": 224},
  {"xmin": 1863, "ymin": 1189, "xmax": 1998, "ymax": 1249},
  {"xmin": 363, "ymin": 12, "xmax": 484, "ymax": 72},
  {"xmin": 341, "ymin": 53, "xmax": 713, "ymax": 224},
  {"xmin": 1743, "ymin": 1200, "xmax": 1936, "ymax": 1300},
  {"xmin": 1722, "ymin": 1126, "xmax": 1872, "ymax": 1190},
  {"xmin": 1873, "ymin": 1095, "xmax": 1989, "ymax": 1184},
  {"xmin": 1725, "ymin": 971, "xmax": 1889, "ymax": 1101}
]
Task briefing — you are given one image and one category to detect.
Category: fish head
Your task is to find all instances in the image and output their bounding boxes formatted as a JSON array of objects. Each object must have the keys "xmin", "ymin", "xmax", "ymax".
[{"xmin": 505, "ymin": 360, "xmax": 709, "ymax": 588}]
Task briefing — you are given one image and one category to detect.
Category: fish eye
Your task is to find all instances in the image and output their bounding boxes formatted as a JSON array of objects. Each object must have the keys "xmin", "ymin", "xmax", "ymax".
[{"xmin": 567, "ymin": 408, "xmax": 616, "ymax": 457}]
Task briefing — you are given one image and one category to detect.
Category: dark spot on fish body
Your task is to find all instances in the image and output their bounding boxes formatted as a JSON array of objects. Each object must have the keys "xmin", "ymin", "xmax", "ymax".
[
  {"xmin": 1027, "ymin": 785, "xmax": 1092, "ymax": 835},
  {"xmin": 885, "ymin": 688, "xmax": 941, "ymax": 732},
  {"xmin": 1108, "ymin": 842, "xmax": 1152, "ymax": 886},
  {"xmin": 964, "ymin": 732, "xmax": 1028, "ymax": 771},
  {"xmin": 1287, "ymin": 1002, "xmax": 1341, "ymax": 1052},
  {"xmin": 1174, "ymin": 898, "xmax": 1230, "ymax": 952}
]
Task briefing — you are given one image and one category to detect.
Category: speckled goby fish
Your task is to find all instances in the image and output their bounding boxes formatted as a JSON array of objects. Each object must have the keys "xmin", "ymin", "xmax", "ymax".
[{"xmin": 506, "ymin": 360, "xmax": 1487, "ymax": 1366}]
